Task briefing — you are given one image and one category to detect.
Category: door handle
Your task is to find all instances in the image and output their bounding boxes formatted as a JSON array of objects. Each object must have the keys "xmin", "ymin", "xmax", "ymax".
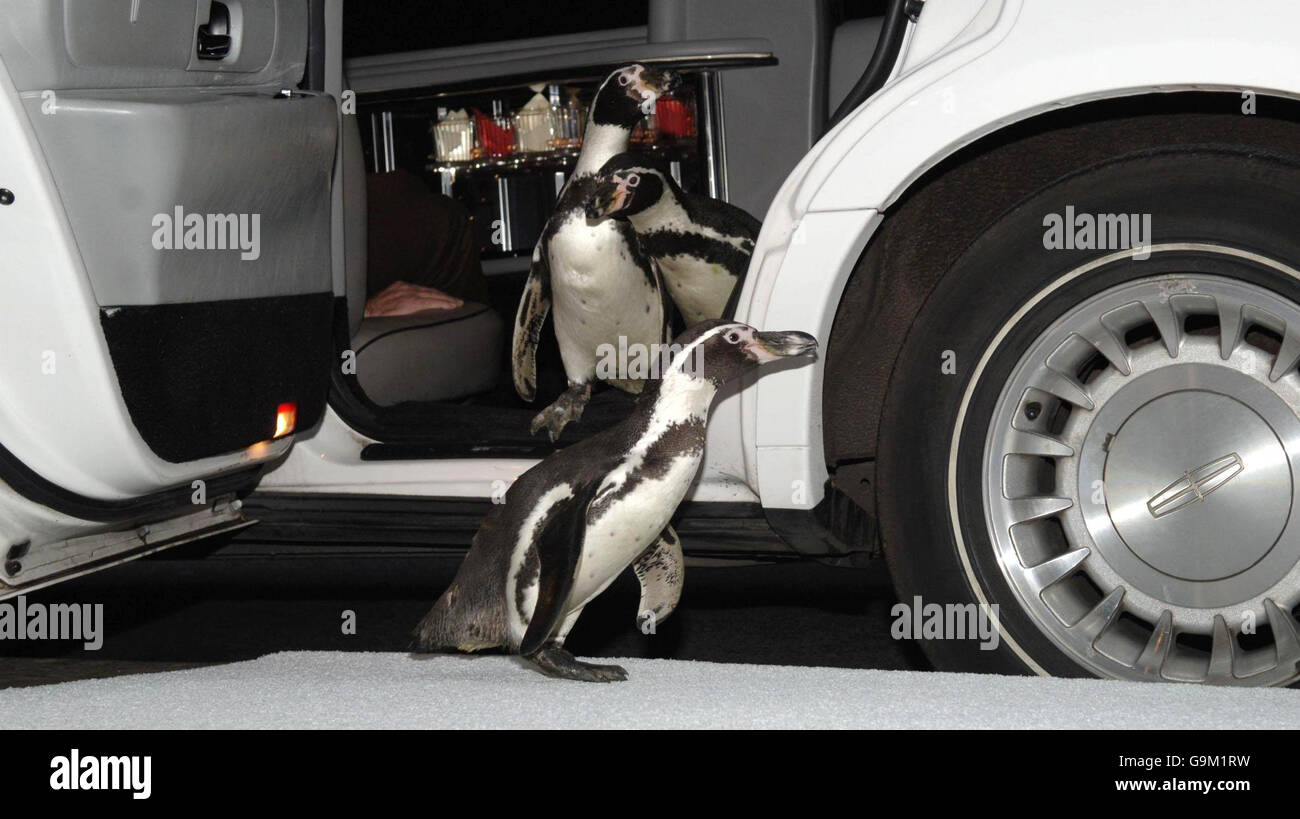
[{"xmin": 197, "ymin": 2, "xmax": 232, "ymax": 60}]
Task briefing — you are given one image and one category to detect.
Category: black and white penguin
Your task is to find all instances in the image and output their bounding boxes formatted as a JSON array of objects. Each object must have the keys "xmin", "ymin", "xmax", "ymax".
[
  {"xmin": 513, "ymin": 65, "xmax": 681, "ymax": 442},
  {"xmin": 416, "ymin": 320, "xmax": 819, "ymax": 681},
  {"xmin": 585, "ymin": 153, "xmax": 760, "ymax": 324}
]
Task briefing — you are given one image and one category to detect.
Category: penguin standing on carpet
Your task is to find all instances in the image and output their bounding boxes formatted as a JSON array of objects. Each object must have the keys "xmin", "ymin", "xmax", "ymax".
[
  {"xmin": 585, "ymin": 154, "xmax": 760, "ymax": 324},
  {"xmin": 513, "ymin": 65, "xmax": 681, "ymax": 442},
  {"xmin": 416, "ymin": 320, "xmax": 818, "ymax": 681}
]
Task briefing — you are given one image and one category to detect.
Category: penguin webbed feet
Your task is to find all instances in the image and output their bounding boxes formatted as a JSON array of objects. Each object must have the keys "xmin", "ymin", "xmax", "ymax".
[
  {"xmin": 527, "ymin": 646, "xmax": 628, "ymax": 683},
  {"xmin": 529, "ymin": 383, "xmax": 592, "ymax": 442}
]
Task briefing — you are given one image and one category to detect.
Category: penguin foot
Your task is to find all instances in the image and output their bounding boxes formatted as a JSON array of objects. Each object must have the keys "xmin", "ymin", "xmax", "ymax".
[
  {"xmin": 529, "ymin": 384, "xmax": 591, "ymax": 442},
  {"xmin": 528, "ymin": 647, "xmax": 628, "ymax": 682}
]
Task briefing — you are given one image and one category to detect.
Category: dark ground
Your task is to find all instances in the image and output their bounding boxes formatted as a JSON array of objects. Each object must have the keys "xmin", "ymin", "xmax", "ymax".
[{"xmin": 0, "ymin": 541, "xmax": 929, "ymax": 689}]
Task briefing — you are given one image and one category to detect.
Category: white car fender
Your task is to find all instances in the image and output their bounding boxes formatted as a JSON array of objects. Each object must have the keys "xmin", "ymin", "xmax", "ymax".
[{"xmin": 735, "ymin": 0, "xmax": 1300, "ymax": 510}]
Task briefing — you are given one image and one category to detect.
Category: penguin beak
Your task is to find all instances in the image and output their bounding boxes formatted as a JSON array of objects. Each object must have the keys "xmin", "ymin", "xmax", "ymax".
[
  {"xmin": 749, "ymin": 331, "xmax": 819, "ymax": 363},
  {"xmin": 585, "ymin": 179, "xmax": 631, "ymax": 222}
]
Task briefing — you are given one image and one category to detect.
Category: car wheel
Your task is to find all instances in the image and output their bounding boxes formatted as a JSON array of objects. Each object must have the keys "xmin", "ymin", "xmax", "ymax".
[{"xmin": 879, "ymin": 148, "xmax": 1300, "ymax": 685}]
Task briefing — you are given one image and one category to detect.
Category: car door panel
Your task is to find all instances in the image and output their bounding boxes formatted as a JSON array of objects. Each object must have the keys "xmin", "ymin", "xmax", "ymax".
[
  {"xmin": 0, "ymin": 0, "xmax": 335, "ymax": 496},
  {"xmin": 30, "ymin": 91, "xmax": 335, "ymax": 305},
  {"xmin": 4, "ymin": 0, "xmax": 307, "ymax": 88}
]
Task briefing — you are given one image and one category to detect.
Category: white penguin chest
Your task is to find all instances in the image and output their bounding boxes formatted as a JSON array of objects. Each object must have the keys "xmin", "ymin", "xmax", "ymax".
[
  {"xmin": 547, "ymin": 213, "xmax": 664, "ymax": 373},
  {"xmin": 658, "ymin": 254, "xmax": 738, "ymax": 324},
  {"xmin": 549, "ymin": 214, "xmax": 627, "ymax": 282},
  {"xmin": 567, "ymin": 451, "xmax": 702, "ymax": 611}
]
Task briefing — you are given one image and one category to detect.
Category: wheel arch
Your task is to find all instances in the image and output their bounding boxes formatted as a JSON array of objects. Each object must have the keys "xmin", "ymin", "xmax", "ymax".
[
  {"xmin": 740, "ymin": 0, "xmax": 1300, "ymax": 516},
  {"xmin": 823, "ymin": 92, "xmax": 1300, "ymax": 485},
  {"xmin": 746, "ymin": 88, "xmax": 1300, "ymax": 528}
]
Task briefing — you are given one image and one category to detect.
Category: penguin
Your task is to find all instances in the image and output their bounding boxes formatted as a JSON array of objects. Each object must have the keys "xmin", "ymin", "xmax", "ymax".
[
  {"xmin": 512, "ymin": 65, "xmax": 681, "ymax": 442},
  {"xmin": 415, "ymin": 320, "xmax": 819, "ymax": 681},
  {"xmin": 584, "ymin": 153, "xmax": 760, "ymax": 325}
]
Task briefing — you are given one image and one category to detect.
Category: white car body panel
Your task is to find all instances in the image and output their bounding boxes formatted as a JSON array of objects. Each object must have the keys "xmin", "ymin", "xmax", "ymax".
[
  {"xmin": 239, "ymin": 0, "xmax": 1300, "ymax": 517},
  {"xmin": 0, "ymin": 54, "xmax": 292, "ymax": 562},
  {"xmin": 261, "ymin": 404, "xmax": 759, "ymax": 503},
  {"xmin": 0, "ymin": 55, "xmax": 292, "ymax": 505},
  {"xmin": 738, "ymin": 0, "xmax": 1300, "ymax": 510}
]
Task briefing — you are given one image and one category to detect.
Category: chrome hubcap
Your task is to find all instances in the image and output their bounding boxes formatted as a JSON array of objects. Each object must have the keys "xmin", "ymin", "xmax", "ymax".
[{"xmin": 985, "ymin": 267, "xmax": 1300, "ymax": 685}]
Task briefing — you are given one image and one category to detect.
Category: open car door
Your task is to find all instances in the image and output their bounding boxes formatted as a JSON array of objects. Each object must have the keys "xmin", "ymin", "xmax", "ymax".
[{"xmin": 0, "ymin": 0, "xmax": 338, "ymax": 594}]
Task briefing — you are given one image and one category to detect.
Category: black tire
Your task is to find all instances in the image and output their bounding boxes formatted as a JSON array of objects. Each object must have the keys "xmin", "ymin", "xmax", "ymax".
[{"xmin": 878, "ymin": 146, "xmax": 1300, "ymax": 678}]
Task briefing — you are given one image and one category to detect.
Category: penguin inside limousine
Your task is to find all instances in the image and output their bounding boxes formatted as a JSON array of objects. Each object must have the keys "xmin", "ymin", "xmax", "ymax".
[
  {"xmin": 513, "ymin": 64, "xmax": 682, "ymax": 443},
  {"xmin": 585, "ymin": 152, "xmax": 759, "ymax": 326},
  {"xmin": 415, "ymin": 321, "xmax": 818, "ymax": 681}
]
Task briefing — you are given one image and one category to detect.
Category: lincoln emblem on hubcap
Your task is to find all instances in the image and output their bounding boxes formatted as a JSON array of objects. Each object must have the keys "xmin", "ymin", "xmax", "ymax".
[
  {"xmin": 1146, "ymin": 453, "xmax": 1245, "ymax": 519},
  {"xmin": 983, "ymin": 264, "xmax": 1300, "ymax": 685}
]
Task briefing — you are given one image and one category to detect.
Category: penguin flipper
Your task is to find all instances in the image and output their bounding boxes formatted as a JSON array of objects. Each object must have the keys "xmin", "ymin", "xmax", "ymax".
[
  {"xmin": 512, "ymin": 241, "xmax": 552, "ymax": 402},
  {"xmin": 518, "ymin": 483, "xmax": 598, "ymax": 656},
  {"xmin": 633, "ymin": 525, "xmax": 684, "ymax": 633}
]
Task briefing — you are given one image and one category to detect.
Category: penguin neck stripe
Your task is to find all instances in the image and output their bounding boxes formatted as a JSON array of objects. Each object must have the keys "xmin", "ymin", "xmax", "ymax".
[
  {"xmin": 662, "ymin": 325, "xmax": 730, "ymax": 381},
  {"xmin": 598, "ymin": 373, "xmax": 713, "ymax": 507},
  {"xmin": 574, "ymin": 123, "xmax": 632, "ymax": 177},
  {"xmin": 636, "ymin": 196, "xmax": 750, "ymax": 252},
  {"xmin": 629, "ymin": 185, "xmax": 685, "ymax": 229},
  {"xmin": 590, "ymin": 332, "xmax": 727, "ymax": 516}
]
